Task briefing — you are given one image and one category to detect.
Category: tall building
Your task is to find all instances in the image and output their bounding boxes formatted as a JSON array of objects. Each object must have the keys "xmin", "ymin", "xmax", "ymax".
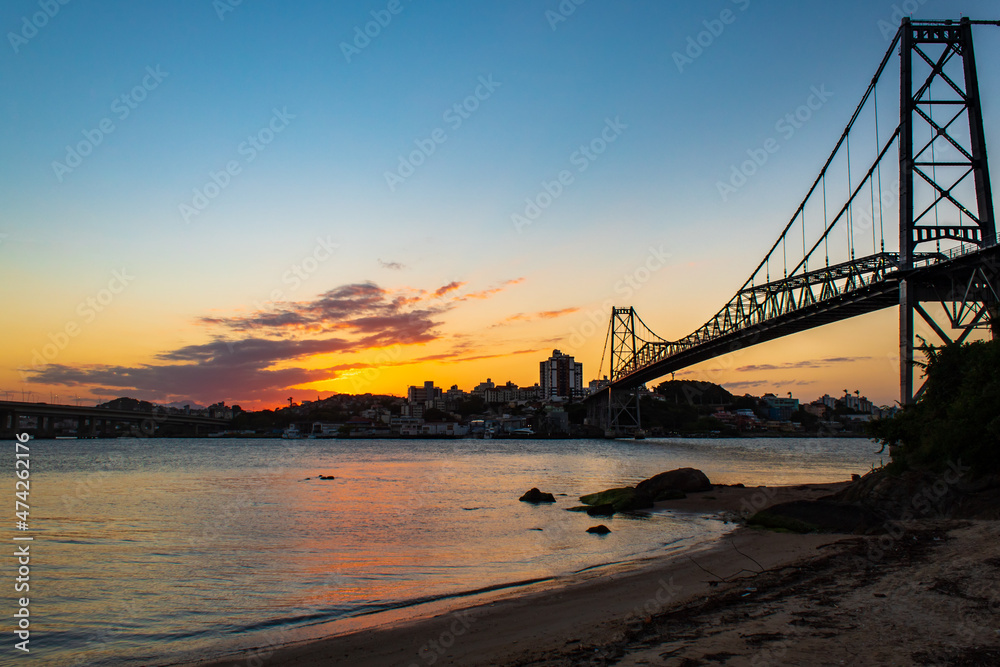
[
  {"xmin": 407, "ymin": 381, "xmax": 443, "ymax": 407},
  {"xmin": 539, "ymin": 349, "xmax": 583, "ymax": 399}
]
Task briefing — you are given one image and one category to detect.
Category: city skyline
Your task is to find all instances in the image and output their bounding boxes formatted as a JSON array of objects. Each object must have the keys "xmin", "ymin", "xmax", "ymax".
[{"xmin": 4, "ymin": 0, "xmax": 1000, "ymax": 410}]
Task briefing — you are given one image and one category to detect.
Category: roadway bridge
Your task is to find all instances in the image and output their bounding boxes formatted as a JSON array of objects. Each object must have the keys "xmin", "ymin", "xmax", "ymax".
[
  {"xmin": 0, "ymin": 400, "xmax": 230, "ymax": 439},
  {"xmin": 589, "ymin": 18, "xmax": 1000, "ymax": 435}
]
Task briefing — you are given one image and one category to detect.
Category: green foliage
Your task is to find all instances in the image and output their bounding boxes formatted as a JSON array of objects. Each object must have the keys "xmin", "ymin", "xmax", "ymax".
[
  {"xmin": 451, "ymin": 396, "xmax": 487, "ymax": 418},
  {"xmin": 869, "ymin": 339, "xmax": 1000, "ymax": 476}
]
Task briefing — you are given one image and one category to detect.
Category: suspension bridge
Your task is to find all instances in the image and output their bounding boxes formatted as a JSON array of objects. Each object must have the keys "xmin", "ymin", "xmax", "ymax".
[{"xmin": 589, "ymin": 18, "xmax": 1000, "ymax": 436}]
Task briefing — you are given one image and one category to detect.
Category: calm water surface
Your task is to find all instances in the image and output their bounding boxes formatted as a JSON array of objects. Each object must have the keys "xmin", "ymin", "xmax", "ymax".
[{"xmin": 14, "ymin": 436, "xmax": 882, "ymax": 666}]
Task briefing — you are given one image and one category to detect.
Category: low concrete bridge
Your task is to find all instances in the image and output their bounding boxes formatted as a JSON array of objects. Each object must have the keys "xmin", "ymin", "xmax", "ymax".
[{"xmin": 0, "ymin": 400, "xmax": 230, "ymax": 438}]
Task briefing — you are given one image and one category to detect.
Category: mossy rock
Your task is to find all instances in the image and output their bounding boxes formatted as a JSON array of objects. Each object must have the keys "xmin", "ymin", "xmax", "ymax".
[{"xmin": 579, "ymin": 487, "xmax": 652, "ymax": 512}]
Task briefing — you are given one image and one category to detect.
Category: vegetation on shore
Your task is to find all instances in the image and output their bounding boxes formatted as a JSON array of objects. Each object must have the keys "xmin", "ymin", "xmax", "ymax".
[{"xmin": 869, "ymin": 339, "xmax": 1000, "ymax": 477}]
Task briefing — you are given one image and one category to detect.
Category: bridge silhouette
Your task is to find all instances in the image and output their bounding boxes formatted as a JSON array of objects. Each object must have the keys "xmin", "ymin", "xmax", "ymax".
[{"xmin": 590, "ymin": 18, "xmax": 1000, "ymax": 436}]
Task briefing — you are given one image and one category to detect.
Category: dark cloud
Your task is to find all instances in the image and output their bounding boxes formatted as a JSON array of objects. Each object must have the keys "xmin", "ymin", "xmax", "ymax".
[
  {"xmin": 26, "ymin": 281, "xmax": 450, "ymax": 405},
  {"xmin": 25, "ymin": 277, "xmax": 534, "ymax": 406}
]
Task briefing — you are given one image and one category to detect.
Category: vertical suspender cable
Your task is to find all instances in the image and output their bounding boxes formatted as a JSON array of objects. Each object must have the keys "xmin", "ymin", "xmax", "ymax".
[
  {"xmin": 823, "ymin": 174, "xmax": 830, "ymax": 266},
  {"xmin": 847, "ymin": 134, "xmax": 855, "ymax": 259},
  {"xmin": 929, "ymin": 76, "xmax": 941, "ymax": 253},
  {"xmin": 874, "ymin": 86, "xmax": 885, "ymax": 253}
]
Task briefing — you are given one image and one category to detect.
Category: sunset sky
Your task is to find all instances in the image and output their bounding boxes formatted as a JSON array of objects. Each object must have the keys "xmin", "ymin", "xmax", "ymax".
[{"xmin": 3, "ymin": 0, "xmax": 999, "ymax": 409}]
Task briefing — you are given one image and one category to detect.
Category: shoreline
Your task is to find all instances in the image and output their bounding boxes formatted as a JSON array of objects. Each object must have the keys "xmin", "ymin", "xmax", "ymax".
[
  {"xmin": 189, "ymin": 482, "xmax": 1000, "ymax": 666},
  {"xmin": 189, "ymin": 483, "xmax": 863, "ymax": 667}
]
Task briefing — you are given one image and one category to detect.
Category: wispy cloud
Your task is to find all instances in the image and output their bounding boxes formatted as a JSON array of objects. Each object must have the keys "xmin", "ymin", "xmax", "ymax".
[
  {"xmin": 492, "ymin": 306, "xmax": 579, "ymax": 327},
  {"xmin": 434, "ymin": 281, "xmax": 466, "ymax": 298},
  {"xmin": 454, "ymin": 277, "xmax": 525, "ymax": 301},
  {"xmin": 378, "ymin": 259, "xmax": 405, "ymax": 270},
  {"xmin": 735, "ymin": 356, "xmax": 872, "ymax": 373}
]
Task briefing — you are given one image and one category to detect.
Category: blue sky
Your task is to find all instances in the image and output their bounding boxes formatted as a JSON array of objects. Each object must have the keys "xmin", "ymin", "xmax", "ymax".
[{"xmin": 2, "ymin": 0, "xmax": 999, "ymax": 406}]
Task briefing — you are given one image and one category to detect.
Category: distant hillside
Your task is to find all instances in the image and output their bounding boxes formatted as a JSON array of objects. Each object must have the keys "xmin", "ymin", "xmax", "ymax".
[
  {"xmin": 97, "ymin": 397, "xmax": 206, "ymax": 411},
  {"xmin": 97, "ymin": 397, "xmax": 159, "ymax": 412},
  {"xmin": 654, "ymin": 380, "xmax": 734, "ymax": 405}
]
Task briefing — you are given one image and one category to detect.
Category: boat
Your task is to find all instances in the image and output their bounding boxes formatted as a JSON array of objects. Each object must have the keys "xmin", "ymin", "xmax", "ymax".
[
  {"xmin": 281, "ymin": 425, "xmax": 305, "ymax": 439},
  {"xmin": 509, "ymin": 428, "xmax": 535, "ymax": 437}
]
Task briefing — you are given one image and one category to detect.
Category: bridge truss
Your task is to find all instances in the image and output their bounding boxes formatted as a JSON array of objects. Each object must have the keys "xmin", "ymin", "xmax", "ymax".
[{"xmin": 592, "ymin": 18, "xmax": 1000, "ymax": 436}]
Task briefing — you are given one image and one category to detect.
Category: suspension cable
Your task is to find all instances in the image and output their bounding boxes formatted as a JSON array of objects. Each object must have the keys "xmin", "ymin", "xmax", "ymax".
[{"xmin": 598, "ymin": 315, "xmax": 612, "ymax": 380}]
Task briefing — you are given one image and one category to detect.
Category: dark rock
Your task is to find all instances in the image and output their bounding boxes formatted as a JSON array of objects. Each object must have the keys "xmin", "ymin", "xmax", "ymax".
[
  {"xmin": 652, "ymin": 488, "xmax": 687, "ymax": 501},
  {"xmin": 565, "ymin": 506, "xmax": 591, "ymax": 512},
  {"xmin": 519, "ymin": 487, "xmax": 556, "ymax": 503},
  {"xmin": 832, "ymin": 469, "xmax": 1000, "ymax": 521},
  {"xmin": 636, "ymin": 468, "xmax": 712, "ymax": 497},
  {"xmin": 586, "ymin": 503, "xmax": 616, "ymax": 517},
  {"xmin": 586, "ymin": 525, "xmax": 611, "ymax": 535},
  {"xmin": 579, "ymin": 487, "xmax": 652, "ymax": 512},
  {"xmin": 749, "ymin": 500, "xmax": 883, "ymax": 534}
]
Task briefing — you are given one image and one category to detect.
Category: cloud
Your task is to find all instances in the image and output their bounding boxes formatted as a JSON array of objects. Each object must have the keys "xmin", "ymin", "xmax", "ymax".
[
  {"xmin": 434, "ymin": 281, "xmax": 466, "ymax": 298},
  {"xmin": 735, "ymin": 356, "xmax": 872, "ymax": 373},
  {"xmin": 492, "ymin": 307, "xmax": 580, "ymax": 327},
  {"xmin": 24, "ymin": 276, "xmax": 543, "ymax": 406},
  {"xmin": 379, "ymin": 259, "xmax": 406, "ymax": 270},
  {"xmin": 454, "ymin": 277, "xmax": 525, "ymax": 301},
  {"xmin": 412, "ymin": 348, "xmax": 540, "ymax": 364},
  {"xmin": 722, "ymin": 380, "xmax": 769, "ymax": 390},
  {"xmin": 26, "ymin": 281, "xmax": 452, "ymax": 405}
]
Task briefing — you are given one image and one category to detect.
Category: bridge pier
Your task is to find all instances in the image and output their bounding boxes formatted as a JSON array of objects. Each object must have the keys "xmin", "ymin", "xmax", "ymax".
[{"xmin": 588, "ymin": 387, "xmax": 643, "ymax": 438}]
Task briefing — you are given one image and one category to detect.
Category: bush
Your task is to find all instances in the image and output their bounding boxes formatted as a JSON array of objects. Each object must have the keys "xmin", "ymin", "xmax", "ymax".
[{"xmin": 869, "ymin": 339, "xmax": 1000, "ymax": 476}]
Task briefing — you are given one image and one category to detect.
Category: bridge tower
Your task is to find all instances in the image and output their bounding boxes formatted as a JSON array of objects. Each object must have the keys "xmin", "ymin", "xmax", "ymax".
[
  {"xmin": 596, "ymin": 307, "xmax": 644, "ymax": 437},
  {"xmin": 899, "ymin": 18, "xmax": 998, "ymax": 403}
]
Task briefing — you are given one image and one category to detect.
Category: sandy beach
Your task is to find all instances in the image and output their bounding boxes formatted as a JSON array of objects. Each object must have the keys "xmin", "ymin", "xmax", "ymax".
[{"xmin": 194, "ymin": 482, "xmax": 1000, "ymax": 666}]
